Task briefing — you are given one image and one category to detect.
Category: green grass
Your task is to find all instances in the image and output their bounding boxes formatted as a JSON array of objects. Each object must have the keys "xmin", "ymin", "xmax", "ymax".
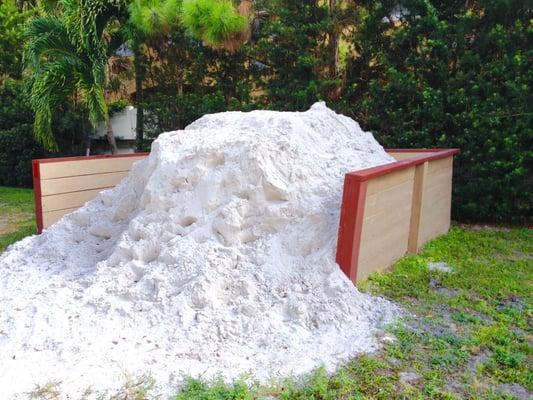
[
  {"xmin": 0, "ymin": 186, "xmax": 36, "ymax": 251},
  {"xmin": 0, "ymin": 188, "xmax": 530, "ymax": 399}
]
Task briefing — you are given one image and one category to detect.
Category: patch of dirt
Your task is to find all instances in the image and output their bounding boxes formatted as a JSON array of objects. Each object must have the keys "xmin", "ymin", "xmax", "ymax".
[
  {"xmin": 399, "ymin": 371, "xmax": 422, "ymax": 386},
  {"xmin": 497, "ymin": 383, "xmax": 532, "ymax": 400},
  {"xmin": 467, "ymin": 351, "xmax": 489, "ymax": 374},
  {"xmin": 0, "ymin": 212, "xmax": 33, "ymax": 235}
]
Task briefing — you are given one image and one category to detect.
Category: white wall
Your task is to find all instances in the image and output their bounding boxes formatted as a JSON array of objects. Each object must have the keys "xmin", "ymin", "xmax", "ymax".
[{"xmin": 96, "ymin": 106, "xmax": 137, "ymax": 140}]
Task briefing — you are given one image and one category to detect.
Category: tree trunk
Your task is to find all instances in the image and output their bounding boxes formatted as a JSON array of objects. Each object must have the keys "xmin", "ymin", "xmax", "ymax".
[
  {"xmin": 134, "ymin": 43, "xmax": 145, "ymax": 152},
  {"xmin": 329, "ymin": 0, "xmax": 340, "ymax": 78},
  {"xmin": 106, "ymin": 116, "xmax": 118, "ymax": 154}
]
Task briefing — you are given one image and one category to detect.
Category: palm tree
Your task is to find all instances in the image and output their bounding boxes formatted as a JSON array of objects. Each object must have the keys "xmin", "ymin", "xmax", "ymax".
[
  {"xmin": 25, "ymin": 0, "xmax": 124, "ymax": 153},
  {"xmin": 26, "ymin": 0, "xmax": 252, "ymax": 153}
]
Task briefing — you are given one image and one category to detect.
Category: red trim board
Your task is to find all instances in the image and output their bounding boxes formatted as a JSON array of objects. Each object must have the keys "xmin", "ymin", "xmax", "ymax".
[
  {"xmin": 335, "ymin": 148, "xmax": 459, "ymax": 283},
  {"xmin": 32, "ymin": 160, "xmax": 43, "ymax": 234}
]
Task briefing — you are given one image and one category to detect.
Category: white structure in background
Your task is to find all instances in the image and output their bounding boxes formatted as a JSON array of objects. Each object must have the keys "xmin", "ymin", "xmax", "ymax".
[{"xmin": 96, "ymin": 106, "xmax": 137, "ymax": 153}]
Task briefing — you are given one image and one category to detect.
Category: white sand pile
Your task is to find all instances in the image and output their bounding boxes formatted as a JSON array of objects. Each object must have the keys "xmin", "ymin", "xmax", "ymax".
[{"xmin": 0, "ymin": 102, "xmax": 400, "ymax": 399}]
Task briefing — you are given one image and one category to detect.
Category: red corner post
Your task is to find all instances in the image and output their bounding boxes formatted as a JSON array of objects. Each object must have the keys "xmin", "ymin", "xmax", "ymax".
[
  {"xmin": 335, "ymin": 174, "xmax": 368, "ymax": 283},
  {"xmin": 32, "ymin": 160, "xmax": 44, "ymax": 234}
]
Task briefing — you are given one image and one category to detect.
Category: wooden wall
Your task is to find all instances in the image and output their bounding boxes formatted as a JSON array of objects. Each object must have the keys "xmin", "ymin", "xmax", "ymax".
[
  {"xmin": 32, "ymin": 149, "xmax": 458, "ymax": 287},
  {"xmin": 33, "ymin": 154, "xmax": 148, "ymax": 232},
  {"xmin": 336, "ymin": 149, "xmax": 459, "ymax": 284},
  {"xmin": 357, "ymin": 166, "xmax": 415, "ymax": 282}
]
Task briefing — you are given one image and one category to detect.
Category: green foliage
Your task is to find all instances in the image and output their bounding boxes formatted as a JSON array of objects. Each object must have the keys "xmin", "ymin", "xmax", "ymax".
[
  {"xmin": 175, "ymin": 378, "xmax": 253, "ymax": 400},
  {"xmin": 108, "ymin": 98, "xmax": 129, "ymax": 115},
  {"xmin": 181, "ymin": 0, "xmax": 247, "ymax": 47},
  {"xmin": 24, "ymin": 0, "xmax": 116, "ymax": 150},
  {"xmin": 0, "ymin": 0, "xmax": 33, "ymax": 80},
  {"xmin": 344, "ymin": 0, "xmax": 532, "ymax": 222},
  {"xmin": 128, "ymin": 0, "xmax": 181, "ymax": 36},
  {"xmin": 0, "ymin": 80, "xmax": 44, "ymax": 187},
  {"xmin": 143, "ymin": 91, "xmax": 244, "ymax": 146},
  {"xmin": 139, "ymin": 22, "xmax": 252, "ymax": 146},
  {"xmin": 0, "ymin": 79, "xmax": 87, "ymax": 187},
  {"xmin": 249, "ymin": 0, "xmax": 335, "ymax": 110}
]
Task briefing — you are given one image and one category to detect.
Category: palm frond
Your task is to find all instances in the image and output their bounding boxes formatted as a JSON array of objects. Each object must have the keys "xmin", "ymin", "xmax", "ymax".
[
  {"xmin": 25, "ymin": 16, "xmax": 78, "ymax": 69},
  {"xmin": 79, "ymin": 82, "xmax": 107, "ymax": 127},
  {"xmin": 29, "ymin": 60, "xmax": 76, "ymax": 150}
]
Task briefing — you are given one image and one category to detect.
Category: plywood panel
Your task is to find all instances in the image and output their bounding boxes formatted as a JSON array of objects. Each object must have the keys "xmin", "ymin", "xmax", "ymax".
[
  {"xmin": 41, "ymin": 188, "xmax": 109, "ymax": 212},
  {"xmin": 42, "ymin": 207, "xmax": 79, "ymax": 228},
  {"xmin": 417, "ymin": 156, "xmax": 453, "ymax": 246},
  {"xmin": 364, "ymin": 181, "xmax": 414, "ymax": 218},
  {"xmin": 41, "ymin": 171, "xmax": 129, "ymax": 196},
  {"xmin": 427, "ymin": 156, "xmax": 453, "ymax": 174},
  {"xmin": 39, "ymin": 156, "xmax": 145, "ymax": 179},
  {"xmin": 355, "ymin": 168, "xmax": 414, "ymax": 282},
  {"xmin": 366, "ymin": 167, "xmax": 414, "ymax": 195},
  {"xmin": 358, "ymin": 220, "xmax": 411, "ymax": 281},
  {"xmin": 36, "ymin": 154, "xmax": 148, "ymax": 230}
]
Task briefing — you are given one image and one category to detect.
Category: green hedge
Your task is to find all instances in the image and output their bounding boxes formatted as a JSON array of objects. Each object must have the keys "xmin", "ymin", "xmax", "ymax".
[
  {"xmin": 0, "ymin": 80, "xmax": 44, "ymax": 187},
  {"xmin": 344, "ymin": 0, "xmax": 532, "ymax": 223},
  {"xmin": 0, "ymin": 79, "xmax": 87, "ymax": 187}
]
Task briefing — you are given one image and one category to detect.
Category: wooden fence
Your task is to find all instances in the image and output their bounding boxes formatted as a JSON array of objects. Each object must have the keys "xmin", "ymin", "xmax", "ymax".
[
  {"xmin": 336, "ymin": 148, "xmax": 459, "ymax": 283},
  {"xmin": 32, "ymin": 153, "xmax": 148, "ymax": 233},
  {"xmin": 33, "ymin": 148, "xmax": 459, "ymax": 285}
]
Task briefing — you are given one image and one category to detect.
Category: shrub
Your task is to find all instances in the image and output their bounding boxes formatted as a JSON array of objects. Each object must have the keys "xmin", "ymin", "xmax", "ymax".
[
  {"xmin": 0, "ymin": 79, "xmax": 88, "ymax": 187},
  {"xmin": 0, "ymin": 80, "xmax": 44, "ymax": 187},
  {"xmin": 345, "ymin": 0, "xmax": 532, "ymax": 223}
]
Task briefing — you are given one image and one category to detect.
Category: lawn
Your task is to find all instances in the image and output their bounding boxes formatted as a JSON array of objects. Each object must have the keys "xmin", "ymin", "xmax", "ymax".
[
  {"xmin": 0, "ymin": 186, "xmax": 36, "ymax": 252},
  {"xmin": 0, "ymin": 186, "xmax": 531, "ymax": 400}
]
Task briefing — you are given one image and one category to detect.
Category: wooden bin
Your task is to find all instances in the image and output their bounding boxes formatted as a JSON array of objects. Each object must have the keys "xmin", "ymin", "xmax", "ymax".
[
  {"xmin": 33, "ymin": 148, "xmax": 459, "ymax": 285},
  {"xmin": 336, "ymin": 148, "xmax": 459, "ymax": 284}
]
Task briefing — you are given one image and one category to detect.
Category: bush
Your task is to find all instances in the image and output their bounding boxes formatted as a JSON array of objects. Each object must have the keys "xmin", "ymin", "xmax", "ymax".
[
  {"xmin": 0, "ymin": 80, "xmax": 44, "ymax": 187},
  {"xmin": 345, "ymin": 0, "xmax": 532, "ymax": 223},
  {"xmin": 143, "ymin": 91, "xmax": 246, "ymax": 144},
  {"xmin": 0, "ymin": 79, "xmax": 88, "ymax": 187},
  {"xmin": 249, "ymin": 0, "xmax": 335, "ymax": 110},
  {"xmin": 0, "ymin": 127, "xmax": 44, "ymax": 187}
]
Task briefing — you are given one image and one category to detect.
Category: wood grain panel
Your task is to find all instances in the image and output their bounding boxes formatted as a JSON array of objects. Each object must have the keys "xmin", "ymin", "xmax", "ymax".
[
  {"xmin": 42, "ymin": 207, "xmax": 79, "ymax": 228},
  {"xmin": 366, "ymin": 167, "xmax": 414, "ymax": 195},
  {"xmin": 417, "ymin": 156, "xmax": 453, "ymax": 246},
  {"xmin": 355, "ymin": 167, "xmax": 415, "ymax": 282},
  {"xmin": 39, "ymin": 156, "xmax": 145, "ymax": 179},
  {"xmin": 41, "ymin": 188, "xmax": 109, "ymax": 213},
  {"xmin": 427, "ymin": 156, "xmax": 453, "ymax": 174},
  {"xmin": 41, "ymin": 171, "xmax": 129, "ymax": 196},
  {"xmin": 364, "ymin": 180, "xmax": 414, "ymax": 218}
]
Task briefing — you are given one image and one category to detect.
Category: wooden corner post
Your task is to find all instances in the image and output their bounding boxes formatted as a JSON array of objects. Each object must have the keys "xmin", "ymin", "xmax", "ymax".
[
  {"xmin": 335, "ymin": 174, "xmax": 368, "ymax": 283},
  {"xmin": 408, "ymin": 161, "xmax": 428, "ymax": 253}
]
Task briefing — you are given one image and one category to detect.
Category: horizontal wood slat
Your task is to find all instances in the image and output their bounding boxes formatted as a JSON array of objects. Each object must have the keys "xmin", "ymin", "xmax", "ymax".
[
  {"xmin": 42, "ymin": 207, "xmax": 79, "ymax": 228},
  {"xmin": 34, "ymin": 153, "xmax": 149, "ymax": 231},
  {"xmin": 41, "ymin": 171, "xmax": 129, "ymax": 196},
  {"xmin": 39, "ymin": 156, "xmax": 146, "ymax": 179},
  {"xmin": 41, "ymin": 188, "xmax": 111, "ymax": 213}
]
